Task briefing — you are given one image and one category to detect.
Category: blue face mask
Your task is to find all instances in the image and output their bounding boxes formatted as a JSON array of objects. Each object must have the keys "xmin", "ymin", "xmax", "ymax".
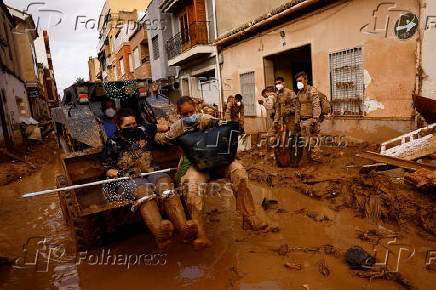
[{"xmin": 182, "ymin": 114, "xmax": 198, "ymax": 124}]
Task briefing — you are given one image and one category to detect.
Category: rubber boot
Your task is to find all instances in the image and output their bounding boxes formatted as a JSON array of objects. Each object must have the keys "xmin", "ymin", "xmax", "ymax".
[
  {"xmin": 187, "ymin": 186, "xmax": 212, "ymax": 250},
  {"xmin": 236, "ymin": 180, "xmax": 268, "ymax": 231},
  {"xmin": 156, "ymin": 177, "xmax": 198, "ymax": 243},
  {"xmin": 191, "ymin": 207, "xmax": 212, "ymax": 250},
  {"xmin": 163, "ymin": 194, "xmax": 198, "ymax": 243},
  {"xmin": 136, "ymin": 185, "xmax": 174, "ymax": 250}
]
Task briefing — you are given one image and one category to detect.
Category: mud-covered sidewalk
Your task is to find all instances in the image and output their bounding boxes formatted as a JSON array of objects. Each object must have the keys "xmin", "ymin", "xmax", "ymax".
[{"xmin": 0, "ymin": 144, "xmax": 436, "ymax": 289}]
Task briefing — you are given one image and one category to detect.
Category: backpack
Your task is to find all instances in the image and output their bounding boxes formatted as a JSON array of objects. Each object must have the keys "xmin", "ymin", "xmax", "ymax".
[
  {"xmin": 318, "ymin": 91, "xmax": 331, "ymax": 115},
  {"xmin": 176, "ymin": 121, "xmax": 240, "ymax": 171}
]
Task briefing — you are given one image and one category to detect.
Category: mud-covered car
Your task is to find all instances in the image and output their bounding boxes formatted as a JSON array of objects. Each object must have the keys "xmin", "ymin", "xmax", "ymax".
[{"xmin": 52, "ymin": 80, "xmax": 181, "ymax": 250}]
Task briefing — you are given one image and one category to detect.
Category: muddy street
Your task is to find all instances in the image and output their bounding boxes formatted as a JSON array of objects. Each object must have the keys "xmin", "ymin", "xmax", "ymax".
[{"xmin": 0, "ymin": 144, "xmax": 435, "ymax": 290}]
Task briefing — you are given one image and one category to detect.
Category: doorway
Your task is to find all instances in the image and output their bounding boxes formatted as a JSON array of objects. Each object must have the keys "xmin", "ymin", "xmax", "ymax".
[{"xmin": 263, "ymin": 44, "xmax": 313, "ymax": 94}]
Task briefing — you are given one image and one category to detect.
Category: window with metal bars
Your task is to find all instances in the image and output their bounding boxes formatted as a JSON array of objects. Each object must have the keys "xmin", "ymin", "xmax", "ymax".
[
  {"xmin": 239, "ymin": 71, "xmax": 256, "ymax": 117},
  {"xmin": 152, "ymin": 35, "xmax": 159, "ymax": 60},
  {"xmin": 329, "ymin": 47, "xmax": 364, "ymax": 116}
]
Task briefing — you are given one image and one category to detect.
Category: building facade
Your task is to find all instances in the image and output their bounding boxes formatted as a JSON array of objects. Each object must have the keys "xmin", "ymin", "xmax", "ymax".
[
  {"xmin": 97, "ymin": 0, "xmax": 151, "ymax": 82},
  {"xmin": 129, "ymin": 16, "xmax": 152, "ymax": 80},
  {"xmin": 159, "ymin": 0, "xmax": 221, "ymax": 109},
  {"xmin": 215, "ymin": 0, "xmax": 421, "ymax": 142},
  {"xmin": 88, "ymin": 57, "xmax": 101, "ymax": 82},
  {"xmin": 0, "ymin": 3, "xmax": 29, "ymax": 146}
]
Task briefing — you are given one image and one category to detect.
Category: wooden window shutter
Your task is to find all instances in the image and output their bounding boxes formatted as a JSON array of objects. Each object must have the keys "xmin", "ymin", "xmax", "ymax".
[{"xmin": 193, "ymin": 0, "xmax": 206, "ymax": 22}]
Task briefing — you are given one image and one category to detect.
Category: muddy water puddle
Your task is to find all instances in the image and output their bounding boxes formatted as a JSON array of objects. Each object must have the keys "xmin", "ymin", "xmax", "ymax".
[{"xmin": 1, "ymin": 151, "xmax": 436, "ymax": 289}]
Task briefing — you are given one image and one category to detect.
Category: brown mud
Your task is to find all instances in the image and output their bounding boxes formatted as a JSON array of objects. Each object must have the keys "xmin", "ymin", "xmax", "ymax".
[{"xmin": 0, "ymin": 144, "xmax": 436, "ymax": 289}]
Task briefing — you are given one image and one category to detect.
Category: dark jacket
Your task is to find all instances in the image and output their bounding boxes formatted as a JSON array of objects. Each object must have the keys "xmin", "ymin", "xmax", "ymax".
[{"xmin": 101, "ymin": 124, "xmax": 158, "ymax": 177}]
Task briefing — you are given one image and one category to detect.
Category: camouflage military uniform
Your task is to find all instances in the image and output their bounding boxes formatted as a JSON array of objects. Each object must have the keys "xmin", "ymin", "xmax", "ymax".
[
  {"xmin": 264, "ymin": 93, "xmax": 276, "ymax": 130},
  {"xmin": 295, "ymin": 85, "xmax": 322, "ymax": 161},
  {"xmin": 273, "ymin": 87, "xmax": 297, "ymax": 132},
  {"xmin": 155, "ymin": 114, "xmax": 266, "ymax": 249},
  {"xmin": 225, "ymin": 96, "xmax": 244, "ymax": 128}
]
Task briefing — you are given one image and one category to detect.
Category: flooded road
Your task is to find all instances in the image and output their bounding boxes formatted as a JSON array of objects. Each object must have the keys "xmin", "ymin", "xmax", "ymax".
[{"xmin": 1, "ymin": 147, "xmax": 436, "ymax": 289}]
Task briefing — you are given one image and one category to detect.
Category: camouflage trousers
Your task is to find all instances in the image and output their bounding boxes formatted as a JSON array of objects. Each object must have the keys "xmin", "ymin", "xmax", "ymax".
[{"xmin": 300, "ymin": 118, "xmax": 321, "ymax": 161}]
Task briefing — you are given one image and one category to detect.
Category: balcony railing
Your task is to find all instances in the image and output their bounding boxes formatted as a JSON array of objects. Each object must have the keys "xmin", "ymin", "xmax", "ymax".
[
  {"xmin": 166, "ymin": 21, "xmax": 209, "ymax": 60},
  {"xmin": 166, "ymin": 32, "xmax": 182, "ymax": 60}
]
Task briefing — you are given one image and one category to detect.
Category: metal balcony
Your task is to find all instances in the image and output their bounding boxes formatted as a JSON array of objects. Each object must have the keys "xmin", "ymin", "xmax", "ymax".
[
  {"xmin": 166, "ymin": 21, "xmax": 212, "ymax": 65},
  {"xmin": 166, "ymin": 32, "xmax": 182, "ymax": 60}
]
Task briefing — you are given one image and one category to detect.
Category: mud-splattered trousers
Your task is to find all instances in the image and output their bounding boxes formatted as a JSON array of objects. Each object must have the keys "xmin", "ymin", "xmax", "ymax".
[
  {"xmin": 295, "ymin": 86, "xmax": 322, "ymax": 161},
  {"xmin": 155, "ymin": 114, "xmax": 260, "ymax": 241}
]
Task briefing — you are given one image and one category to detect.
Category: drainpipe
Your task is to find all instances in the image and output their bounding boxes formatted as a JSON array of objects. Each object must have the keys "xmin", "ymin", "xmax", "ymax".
[
  {"xmin": 415, "ymin": 0, "xmax": 425, "ymax": 96},
  {"xmin": 212, "ymin": 0, "xmax": 224, "ymax": 113}
]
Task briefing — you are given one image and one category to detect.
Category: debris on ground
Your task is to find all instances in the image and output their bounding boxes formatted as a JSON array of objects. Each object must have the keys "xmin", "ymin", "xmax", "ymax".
[
  {"xmin": 317, "ymin": 260, "xmax": 330, "ymax": 277},
  {"xmin": 262, "ymin": 198, "xmax": 278, "ymax": 210},
  {"xmin": 404, "ymin": 168, "xmax": 436, "ymax": 191},
  {"xmin": 270, "ymin": 226, "xmax": 280, "ymax": 233},
  {"xmin": 356, "ymin": 228, "xmax": 401, "ymax": 244},
  {"xmin": 352, "ymin": 269, "xmax": 415, "ymax": 289},
  {"xmin": 380, "ymin": 122, "xmax": 436, "ymax": 161},
  {"xmin": 276, "ymin": 208, "xmax": 288, "ymax": 213},
  {"xmin": 344, "ymin": 246, "xmax": 376, "ymax": 270},
  {"xmin": 278, "ymin": 244, "xmax": 288, "ymax": 256},
  {"xmin": 284, "ymin": 262, "xmax": 302, "ymax": 270},
  {"xmin": 273, "ymin": 244, "xmax": 342, "ymax": 257},
  {"xmin": 294, "ymin": 208, "xmax": 332, "ymax": 224},
  {"xmin": 0, "ymin": 140, "xmax": 57, "ymax": 186}
]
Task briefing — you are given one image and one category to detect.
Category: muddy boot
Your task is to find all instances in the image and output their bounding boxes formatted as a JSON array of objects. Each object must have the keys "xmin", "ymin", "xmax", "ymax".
[
  {"xmin": 163, "ymin": 193, "xmax": 198, "ymax": 243},
  {"xmin": 136, "ymin": 185, "xmax": 174, "ymax": 250},
  {"xmin": 242, "ymin": 215, "xmax": 268, "ymax": 231},
  {"xmin": 236, "ymin": 180, "xmax": 268, "ymax": 231},
  {"xmin": 183, "ymin": 220, "xmax": 199, "ymax": 243},
  {"xmin": 192, "ymin": 212, "xmax": 212, "ymax": 250},
  {"xmin": 189, "ymin": 193, "xmax": 212, "ymax": 250}
]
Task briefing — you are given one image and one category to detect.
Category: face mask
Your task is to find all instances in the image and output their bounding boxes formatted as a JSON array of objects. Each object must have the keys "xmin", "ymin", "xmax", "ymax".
[
  {"xmin": 297, "ymin": 82, "xmax": 305, "ymax": 90},
  {"xmin": 105, "ymin": 108, "xmax": 116, "ymax": 118},
  {"xmin": 236, "ymin": 102, "xmax": 241, "ymax": 107},
  {"xmin": 121, "ymin": 127, "xmax": 138, "ymax": 140},
  {"xmin": 276, "ymin": 84, "xmax": 284, "ymax": 91},
  {"xmin": 182, "ymin": 114, "xmax": 198, "ymax": 124}
]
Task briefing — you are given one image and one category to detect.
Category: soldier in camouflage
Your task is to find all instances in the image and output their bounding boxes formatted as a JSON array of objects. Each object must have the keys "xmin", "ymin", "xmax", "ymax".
[
  {"xmin": 273, "ymin": 77, "xmax": 297, "ymax": 134},
  {"xmin": 225, "ymin": 94, "xmax": 244, "ymax": 132},
  {"xmin": 294, "ymin": 71, "xmax": 322, "ymax": 162}
]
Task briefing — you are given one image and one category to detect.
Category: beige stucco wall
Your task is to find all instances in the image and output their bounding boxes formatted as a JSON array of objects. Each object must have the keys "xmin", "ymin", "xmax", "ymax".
[
  {"xmin": 215, "ymin": 0, "xmax": 289, "ymax": 36},
  {"xmin": 422, "ymin": 0, "xmax": 436, "ymax": 100},
  {"xmin": 219, "ymin": 0, "xmax": 419, "ymax": 142}
]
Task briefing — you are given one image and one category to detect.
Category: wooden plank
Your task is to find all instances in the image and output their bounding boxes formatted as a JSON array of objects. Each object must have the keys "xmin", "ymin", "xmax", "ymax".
[
  {"xmin": 357, "ymin": 151, "xmax": 436, "ymax": 171},
  {"xmin": 359, "ymin": 163, "xmax": 394, "ymax": 174}
]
